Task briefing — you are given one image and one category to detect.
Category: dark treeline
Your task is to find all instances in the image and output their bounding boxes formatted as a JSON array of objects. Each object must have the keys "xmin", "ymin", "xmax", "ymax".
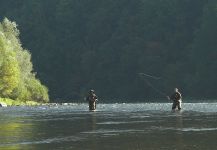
[{"xmin": 1, "ymin": 0, "xmax": 217, "ymax": 102}]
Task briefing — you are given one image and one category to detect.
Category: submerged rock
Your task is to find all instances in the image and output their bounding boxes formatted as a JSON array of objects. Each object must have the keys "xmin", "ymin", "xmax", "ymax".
[{"xmin": 0, "ymin": 102, "xmax": 7, "ymax": 107}]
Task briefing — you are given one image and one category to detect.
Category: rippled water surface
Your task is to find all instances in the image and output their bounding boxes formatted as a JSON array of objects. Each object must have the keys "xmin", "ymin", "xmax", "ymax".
[{"xmin": 0, "ymin": 103, "xmax": 217, "ymax": 150}]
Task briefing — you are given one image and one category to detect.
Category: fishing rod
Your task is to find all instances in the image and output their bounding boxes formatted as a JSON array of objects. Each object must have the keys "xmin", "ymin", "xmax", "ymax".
[
  {"xmin": 138, "ymin": 73, "xmax": 162, "ymax": 80},
  {"xmin": 138, "ymin": 72, "xmax": 167, "ymax": 97},
  {"xmin": 142, "ymin": 78, "xmax": 167, "ymax": 97}
]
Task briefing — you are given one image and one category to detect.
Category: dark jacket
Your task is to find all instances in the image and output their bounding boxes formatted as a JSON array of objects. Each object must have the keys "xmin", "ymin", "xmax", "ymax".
[
  {"xmin": 170, "ymin": 92, "xmax": 182, "ymax": 102},
  {"xmin": 86, "ymin": 93, "xmax": 98, "ymax": 102}
]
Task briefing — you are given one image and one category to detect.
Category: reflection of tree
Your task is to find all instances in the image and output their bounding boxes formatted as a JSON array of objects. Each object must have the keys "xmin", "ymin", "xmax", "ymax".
[{"xmin": 0, "ymin": 114, "xmax": 35, "ymax": 150}]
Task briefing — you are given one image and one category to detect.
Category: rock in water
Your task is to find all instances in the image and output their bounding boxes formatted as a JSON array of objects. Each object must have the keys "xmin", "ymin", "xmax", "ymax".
[{"xmin": 0, "ymin": 102, "xmax": 7, "ymax": 107}]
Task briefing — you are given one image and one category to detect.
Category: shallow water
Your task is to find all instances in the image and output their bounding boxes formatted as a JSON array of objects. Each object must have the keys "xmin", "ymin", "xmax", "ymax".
[{"xmin": 0, "ymin": 103, "xmax": 217, "ymax": 150}]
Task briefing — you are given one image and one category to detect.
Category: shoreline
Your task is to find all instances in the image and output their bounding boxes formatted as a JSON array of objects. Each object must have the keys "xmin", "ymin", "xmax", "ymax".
[{"xmin": 0, "ymin": 98, "xmax": 41, "ymax": 106}]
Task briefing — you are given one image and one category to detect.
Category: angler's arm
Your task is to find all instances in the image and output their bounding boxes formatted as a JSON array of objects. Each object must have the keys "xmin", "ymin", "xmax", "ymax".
[
  {"xmin": 95, "ymin": 95, "xmax": 98, "ymax": 101},
  {"xmin": 179, "ymin": 93, "xmax": 182, "ymax": 100}
]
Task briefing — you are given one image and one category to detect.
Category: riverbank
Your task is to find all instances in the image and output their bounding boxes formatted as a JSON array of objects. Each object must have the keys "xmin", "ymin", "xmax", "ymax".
[{"xmin": 0, "ymin": 98, "xmax": 40, "ymax": 106}]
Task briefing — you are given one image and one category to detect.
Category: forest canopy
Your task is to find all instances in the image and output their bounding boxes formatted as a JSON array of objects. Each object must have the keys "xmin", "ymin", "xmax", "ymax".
[
  {"xmin": 0, "ymin": 0, "xmax": 216, "ymax": 102},
  {"xmin": 0, "ymin": 18, "xmax": 49, "ymax": 103}
]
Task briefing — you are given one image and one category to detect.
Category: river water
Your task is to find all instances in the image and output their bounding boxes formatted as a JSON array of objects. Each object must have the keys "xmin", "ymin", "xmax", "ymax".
[{"xmin": 0, "ymin": 103, "xmax": 217, "ymax": 150}]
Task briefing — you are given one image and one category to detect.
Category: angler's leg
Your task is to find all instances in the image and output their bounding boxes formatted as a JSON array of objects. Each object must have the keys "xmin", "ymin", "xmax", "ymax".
[
  {"xmin": 93, "ymin": 102, "xmax": 96, "ymax": 110},
  {"xmin": 89, "ymin": 101, "xmax": 93, "ymax": 110},
  {"xmin": 89, "ymin": 101, "xmax": 96, "ymax": 111},
  {"xmin": 178, "ymin": 101, "xmax": 182, "ymax": 110},
  {"xmin": 172, "ymin": 101, "xmax": 176, "ymax": 110}
]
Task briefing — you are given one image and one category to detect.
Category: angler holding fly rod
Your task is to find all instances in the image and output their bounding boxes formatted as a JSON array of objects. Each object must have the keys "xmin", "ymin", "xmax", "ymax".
[
  {"xmin": 86, "ymin": 89, "xmax": 98, "ymax": 111},
  {"xmin": 138, "ymin": 73, "xmax": 183, "ymax": 111},
  {"xmin": 167, "ymin": 88, "xmax": 182, "ymax": 111}
]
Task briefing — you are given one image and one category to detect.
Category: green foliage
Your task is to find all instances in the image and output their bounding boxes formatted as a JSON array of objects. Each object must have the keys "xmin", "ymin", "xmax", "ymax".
[
  {"xmin": 0, "ymin": 18, "xmax": 49, "ymax": 102},
  {"xmin": 0, "ymin": 97, "xmax": 40, "ymax": 106},
  {"xmin": 1, "ymin": 0, "xmax": 217, "ymax": 101},
  {"xmin": 25, "ymin": 78, "xmax": 49, "ymax": 102},
  {"xmin": 0, "ymin": 22, "xmax": 20, "ymax": 97}
]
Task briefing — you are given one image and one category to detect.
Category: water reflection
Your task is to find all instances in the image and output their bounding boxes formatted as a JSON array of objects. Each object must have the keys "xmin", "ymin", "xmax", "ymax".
[
  {"xmin": 175, "ymin": 112, "xmax": 184, "ymax": 150},
  {"xmin": 89, "ymin": 112, "xmax": 97, "ymax": 150},
  {"xmin": 1, "ymin": 103, "xmax": 217, "ymax": 150},
  {"xmin": 0, "ymin": 114, "xmax": 35, "ymax": 150}
]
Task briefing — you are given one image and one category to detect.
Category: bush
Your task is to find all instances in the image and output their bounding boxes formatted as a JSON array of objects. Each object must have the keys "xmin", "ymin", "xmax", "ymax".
[
  {"xmin": 26, "ymin": 78, "xmax": 49, "ymax": 103},
  {"xmin": 0, "ymin": 18, "xmax": 49, "ymax": 102}
]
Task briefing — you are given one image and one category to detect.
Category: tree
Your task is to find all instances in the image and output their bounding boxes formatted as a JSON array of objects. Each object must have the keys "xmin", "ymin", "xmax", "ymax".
[{"xmin": 0, "ymin": 18, "xmax": 49, "ymax": 102}]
